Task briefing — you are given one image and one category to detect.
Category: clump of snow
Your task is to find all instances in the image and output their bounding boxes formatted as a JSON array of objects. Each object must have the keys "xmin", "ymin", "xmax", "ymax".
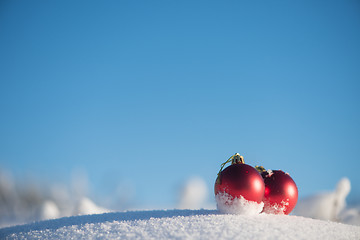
[
  {"xmin": 266, "ymin": 169, "xmax": 273, "ymax": 177},
  {"xmin": 40, "ymin": 201, "xmax": 60, "ymax": 220},
  {"xmin": 74, "ymin": 198, "xmax": 110, "ymax": 215},
  {"xmin": 263, "ymin": 200, "xmax": 288, "ymax": 215},
  {"xmin": 178, "ymin": 177, "xmax": 208, "ymax": 209},
  {"xmin": 293, "ymin": 178, "xmax": 351, "ymax": 221},
  {"xmin": 215, "ymin": 192, "xmax": 264, "ymax": 215}
]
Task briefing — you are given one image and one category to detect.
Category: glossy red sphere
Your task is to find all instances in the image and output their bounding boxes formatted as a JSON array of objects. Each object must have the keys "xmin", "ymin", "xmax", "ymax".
[
  {"xmin": 261, "ymin": 170, "xmax": 298, "ymax": 215},
  {"xmin": 215, "ymin": 163, "xmax": 265, "ymax": 203}
]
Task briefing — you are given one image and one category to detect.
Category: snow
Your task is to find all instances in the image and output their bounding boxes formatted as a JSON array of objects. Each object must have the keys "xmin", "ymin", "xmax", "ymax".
[
  {"xmin": 1, "ymin": 171, "xmax": 360, "ymax": 239},
  {"xmin": 74, "ymin": 198, "xmax": 110, "ymax": 216},
  {"xmin": 178, "ymin": 177, "xmax": 208, "ymax": 209},
  {"xmin": 293, "ymin": 178, "xmax": 357, "ymax": 223},
  {"xmin": 40, "ymin": 201, "xmax": 60, "ymax": 220},
  {"xmin": 0, "ymin": 168, "xmax": 111, "ymax": 227},
  {"xmin": 341, "ymin": 208, "xmax": 360, "ymax": 226},
  {"xmin": 1, "ymin": 209, "xmax": 359, "ymax": 239},
  {"xmin": 215, "ymin": 192, "xmax": 264, "ymax": 215}
]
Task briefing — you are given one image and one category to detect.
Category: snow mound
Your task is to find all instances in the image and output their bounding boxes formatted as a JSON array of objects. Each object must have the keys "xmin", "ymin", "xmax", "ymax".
[
  {"xmin": 2, "ymin": 209, "xmax": 359, "ymax": 240},
  {"xmin": 340, "ymin": 207, "xmax": 360, "ymax": 226},
  {"xmin": 215, "ymin": 192, "xmax": 264, "ymax": 215},
  {"xmin": 293, "ymin": 178, "xmax": 352, "ymax": 221},
  {"xmin": 178, "ymin": 177, "xmax": 208, "ymax": 209},
  {"xmin": 40, "ymin": 201, "xmax": 60, "ymax": 220},
  {"xmin": 74, "ymin": 197, "xmax": 110, "ymax": 216}
]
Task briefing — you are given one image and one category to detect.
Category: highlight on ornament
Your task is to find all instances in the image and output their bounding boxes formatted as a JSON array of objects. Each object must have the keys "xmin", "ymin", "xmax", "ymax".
[{"xmin": 214, "ymin": 153, "xmax": 298, "ymax": 215}]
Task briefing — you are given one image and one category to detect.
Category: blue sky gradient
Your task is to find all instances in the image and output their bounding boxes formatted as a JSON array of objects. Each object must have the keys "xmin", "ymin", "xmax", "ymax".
[{"xmin": 1, "ymin": 0, "xmax": 360, "ymax": 208}]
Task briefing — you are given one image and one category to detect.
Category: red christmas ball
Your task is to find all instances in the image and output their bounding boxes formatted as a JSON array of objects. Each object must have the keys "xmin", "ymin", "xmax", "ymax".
[
  {"xmin": 261, "ymin": 170, "xmax": 298, "ymax": 215},
  {"xmin": 215, "ymin": 163, "xmax": 265, "ymax": 203}
]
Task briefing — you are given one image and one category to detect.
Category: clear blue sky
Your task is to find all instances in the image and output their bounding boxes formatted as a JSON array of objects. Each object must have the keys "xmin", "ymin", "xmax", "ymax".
[{"xmin": 1, "ymin": 0, "xmax": 360, "ymax": 208}]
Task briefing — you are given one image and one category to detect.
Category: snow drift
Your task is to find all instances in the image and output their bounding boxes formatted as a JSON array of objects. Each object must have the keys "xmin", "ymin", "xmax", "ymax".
[
  {"xmin": 1, "ymin": 209, "xmax": 359, "ymax": 239},
  {"xmin": 178, "ymin": 177, "xmax": 208, "ymax": 209},
  {"xmin": 1, "ymin": 175, "xmax": 360, "ymax": 239},
  {"xmin": 293, "ymin": 178, "xmax": 350, "ymax": 220},
  {"xmin": 1, "ymin": 166, "xmax": 360, "ymax": 240},
  {"xmin": 293, "ymin": 177, "xmax": 360, "ymax": 225}
]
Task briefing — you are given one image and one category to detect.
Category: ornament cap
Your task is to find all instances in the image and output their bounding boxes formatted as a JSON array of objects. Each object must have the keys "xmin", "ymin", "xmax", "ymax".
[
  {"xmin": 255, "ymin": 165, "xmax": 266, "ymax": 173},
  {"xmin": 232, "ymin": 153, "xmax": 244, "ymax": 164},
  {"xmin": 216, "ymin": 153, "xmax": 245, "ymax": 184}
]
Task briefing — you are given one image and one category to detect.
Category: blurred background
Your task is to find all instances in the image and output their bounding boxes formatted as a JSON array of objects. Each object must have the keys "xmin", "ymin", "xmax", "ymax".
[{"xmin": 1, "ymin": 0, "xmax": 359, "ymax": 226}]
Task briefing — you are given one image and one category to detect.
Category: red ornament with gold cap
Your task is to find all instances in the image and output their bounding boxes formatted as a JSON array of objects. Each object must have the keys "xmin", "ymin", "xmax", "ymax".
[
  {"xmin": 256, "ymin": 166, "xmax": 298, "ymax": 215},
  {"xmin": 215, "ymin": 153, "xmax": 265, "ymax": 203}
]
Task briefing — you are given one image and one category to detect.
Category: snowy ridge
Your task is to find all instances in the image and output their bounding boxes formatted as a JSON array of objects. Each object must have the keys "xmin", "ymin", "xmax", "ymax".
[
  {"xmin": 1, "ymin": 209, "xmax": 359, "ymax": 240},
  {"xmin": 0, "ymin": 209, "xmax": 214, "ymax": 238}
]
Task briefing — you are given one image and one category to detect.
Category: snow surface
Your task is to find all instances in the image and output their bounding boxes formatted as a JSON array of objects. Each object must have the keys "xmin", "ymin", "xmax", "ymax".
[
  {"xmin": 1, "ymin": 209, "xmax": 359, "ymax": 240},
  {"xmin": 1, "ymin": 177, "xmax": 360, "ymax": 239},
  {"xmin": 1, "ymin": 172, "xmax": 360, "ymax": 239}
]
